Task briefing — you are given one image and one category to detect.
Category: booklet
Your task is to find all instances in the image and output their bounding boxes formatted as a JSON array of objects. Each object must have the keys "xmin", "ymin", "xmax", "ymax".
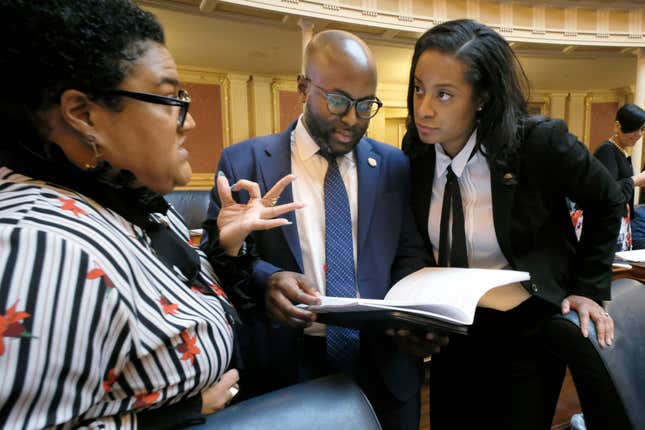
[{"xmin": 303, "ymin": 267, "xmax": 530, "ymax": 334}]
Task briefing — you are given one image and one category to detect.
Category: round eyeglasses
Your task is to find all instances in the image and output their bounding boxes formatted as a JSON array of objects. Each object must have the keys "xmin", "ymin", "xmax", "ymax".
[
  {"xmin": 306, "ymin": 79, "xmax": 382, "ymax": 120},
  {"xmin": 106, "ymin": 89, "xmax": 191, "ymax": 128}
]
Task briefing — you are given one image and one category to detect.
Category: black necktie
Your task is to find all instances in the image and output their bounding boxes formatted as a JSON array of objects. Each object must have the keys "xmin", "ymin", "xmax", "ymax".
[{"xmin": 438, "ymin": 165, "xmax": 468, "ymax": 267}]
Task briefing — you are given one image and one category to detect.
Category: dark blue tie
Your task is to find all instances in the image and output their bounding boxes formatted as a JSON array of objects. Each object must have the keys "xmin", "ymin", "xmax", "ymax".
[{"xmin": 320, "ymin": 151, "xmax": 360, "ymax": 370}]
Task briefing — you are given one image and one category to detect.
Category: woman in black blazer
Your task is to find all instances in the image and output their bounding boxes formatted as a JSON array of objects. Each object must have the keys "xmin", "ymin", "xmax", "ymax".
[
  {"xmin": 593, "ymin": 104, "xmax": 645, "ymax": 251},
  {"xmin": 402, "ymin": 19, "xmax": 624, "ymax": 430}
]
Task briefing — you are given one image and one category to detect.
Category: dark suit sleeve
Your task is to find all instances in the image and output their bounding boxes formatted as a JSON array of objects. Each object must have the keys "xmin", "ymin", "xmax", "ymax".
[
  {"xmin": 594, "ymin": 143, "xmax": 634, "ymax": 210},
  {"xmin": 391, "ymin": 157, "xmax": 432, "ymax": 284},
  {"xmin": 201, "ymin": 150, "xmax": 284, "ymax": 313},
  {"xmin": 544, "ymin": 121, "xmax": 624, "ymax": 299}
]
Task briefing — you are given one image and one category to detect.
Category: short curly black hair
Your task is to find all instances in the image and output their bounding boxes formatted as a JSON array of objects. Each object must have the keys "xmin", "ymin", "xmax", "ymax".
[{"xmin": 0, "ymin": 0, "xmax": 164, "ymax": 144}]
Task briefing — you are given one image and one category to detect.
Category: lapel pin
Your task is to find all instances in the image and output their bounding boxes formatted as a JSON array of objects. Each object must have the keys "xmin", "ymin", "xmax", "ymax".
[{"xmin": 368, "ymin": 157, "xmax": 377, "ymax": 168}]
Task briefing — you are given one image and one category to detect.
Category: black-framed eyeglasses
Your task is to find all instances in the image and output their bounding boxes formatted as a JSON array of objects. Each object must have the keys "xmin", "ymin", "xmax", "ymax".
[
  {"xmin": 305, "ymin": 78, "xmax": 382, "ymax": 119},
  {"xmin": 106, "ymin": 89, "xmax": 191, "ymax": 128}
]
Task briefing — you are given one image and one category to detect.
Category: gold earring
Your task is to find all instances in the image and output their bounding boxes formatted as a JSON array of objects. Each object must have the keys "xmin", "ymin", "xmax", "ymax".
[{"xmin": 83, "ymin": 135, "xmax": 102, "ymax": 170}]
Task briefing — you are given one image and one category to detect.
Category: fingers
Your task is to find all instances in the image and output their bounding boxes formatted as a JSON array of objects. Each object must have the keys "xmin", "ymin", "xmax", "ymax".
[
  {"xmin": 265, "ymin": 272, "xmax": 319, "ymax": 328},
  {"xmin": 560, "ymin": 298, "xmax": 570, "ymax": 314},
  {"xmin": 262, "ymin": 201, "xmax": 306, "ymax": 219},
  {"xmin": 230, "ymin": 179, "xmax": 261, "ymax": 199},
  {"xmin": 218, "ymin": 368, "xmax": 240, "ymax": 388},
  {"xmin": 592, "ymin": 310, "xmax": 614, "ymax": 348},
  {"xmin": 216, "ymin": 172, "xmax": 236, "ymax": 207},
  {"xmin": 264, "ymin": 174, "xmax": 296, "ymax": 201},
  {"xmin": 578, "ymin": 308, "xmax": 590, "ymax": 338},
  {"xmin": 201, "ymin": 369, "xmax": 241, "ymax": 415}
]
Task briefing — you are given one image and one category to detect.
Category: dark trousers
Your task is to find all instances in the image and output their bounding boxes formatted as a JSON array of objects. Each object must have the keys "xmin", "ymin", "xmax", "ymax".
[
  {"xmin": 301, "ymin": 335, "xmax": 420, "ymax": 430},
  {"xmin": 430, "ymin": 297, "xmax": 566, "ymax": 430}
]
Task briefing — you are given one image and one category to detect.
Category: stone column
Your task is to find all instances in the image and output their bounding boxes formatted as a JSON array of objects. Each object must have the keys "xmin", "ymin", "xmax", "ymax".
[
  {"xmin": 298, "ymin": 18, "xmax": 314, "ymax": 74},
  {"xmin": 549, "ymin": 92, "xmax": 568, "ymax": 121},
  {"xmin": 567, "ymin": 92, "xmax": 587, "ymax": 145},
  {"xmin": 634, "ymin": 48, "xmax": 645, "ymax": 202},
  {"xmin": 247, "ymin": 75, "xmax": 274, "ymax": 138},
  {"xmin": 228, "ymin": 73, "xmax": 251, "ymax": 144}
]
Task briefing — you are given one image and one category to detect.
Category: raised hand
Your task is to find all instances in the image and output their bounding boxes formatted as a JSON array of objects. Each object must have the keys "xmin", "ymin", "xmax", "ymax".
[{"xmin": 216, "ymin": 173, "xmax": 304, "ymax": 256}]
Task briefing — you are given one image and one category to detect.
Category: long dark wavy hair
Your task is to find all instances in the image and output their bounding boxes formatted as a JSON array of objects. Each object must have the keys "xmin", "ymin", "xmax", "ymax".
[{"xmin": 403, "ymin": 19, "xmax": 530, "ymax": 172}]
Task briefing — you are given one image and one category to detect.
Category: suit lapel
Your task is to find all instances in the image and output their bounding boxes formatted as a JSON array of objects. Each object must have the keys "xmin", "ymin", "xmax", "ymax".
[
  {"xmin": 355, "ymin": 139, "xmax": 381, "ymax": 255},
  {"xmin": 490, "ymin": 163, "xmax": 518, "ymax": 267},
  {"xmin": 256, "ymin": 123, "xmax": 304, "ymax": 272}
]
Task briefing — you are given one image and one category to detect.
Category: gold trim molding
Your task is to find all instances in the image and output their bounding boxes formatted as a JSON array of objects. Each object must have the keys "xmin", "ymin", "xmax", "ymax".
[
  {"xmin": 271, "ymin": 78, "xmax": 298, "ymax": 134},
  {"xmin": 178, "ymin": 65, "xmax": 232, "ymax": 148},
  {"xmin": 583, "ymin": 88, "xmax": 633, "ymax": 145},
  {"xmin": 175, "ymin": 173, "xmax": 215, "ymax": 190}
]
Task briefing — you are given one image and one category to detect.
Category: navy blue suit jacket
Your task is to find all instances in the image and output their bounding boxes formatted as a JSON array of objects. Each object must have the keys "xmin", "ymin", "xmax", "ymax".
[{"xmin": 202, "ymin": 122, "xmax": 429, "ymax": 402}]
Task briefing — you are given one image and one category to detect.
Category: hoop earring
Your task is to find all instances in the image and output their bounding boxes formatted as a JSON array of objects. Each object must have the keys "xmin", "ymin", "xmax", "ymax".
[{"xmin": 83, "ymin": 135, "xmax": 103, "ymax": 170}]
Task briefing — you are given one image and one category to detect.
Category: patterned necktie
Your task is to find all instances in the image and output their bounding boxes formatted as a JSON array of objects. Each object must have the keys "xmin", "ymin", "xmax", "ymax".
[
  {"xmin": 320, "ymin": 151, "xmax": 360, "ymax": 371},
  {"xmin": 438, "ymin": 165, "xmax": 468, "ymax": 268}
]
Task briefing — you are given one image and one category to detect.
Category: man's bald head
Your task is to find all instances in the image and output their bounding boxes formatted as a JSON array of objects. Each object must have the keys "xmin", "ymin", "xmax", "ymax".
[{"xmin": 303, "ymin": 30, "xmax": 377, "ymax": 85}]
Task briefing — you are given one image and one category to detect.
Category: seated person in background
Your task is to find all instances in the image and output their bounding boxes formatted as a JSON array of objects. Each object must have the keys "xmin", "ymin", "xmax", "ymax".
[
  {"xmin": 202, "ymin": 30, "xmax": 442, "ymax": 430},
  {"xmin": 594, "ymin": 103, "xmax": 645, "ymax": 251},
  {"xmin": 0, "ymin": 1, "xmax": 299, "ymax": 427}
]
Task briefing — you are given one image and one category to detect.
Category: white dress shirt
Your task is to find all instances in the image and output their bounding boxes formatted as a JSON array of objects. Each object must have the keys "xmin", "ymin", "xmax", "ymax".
[
  {"xmin": 291, "ymin": 116, "xmax": 359, "ymax": 334},
  {"xmin": 428, "ymin": 130, "xmax": 530, "ymax": 310}
]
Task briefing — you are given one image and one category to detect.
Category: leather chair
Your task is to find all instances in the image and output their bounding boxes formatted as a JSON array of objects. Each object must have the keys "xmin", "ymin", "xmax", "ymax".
[
  {"xmin": 165, "ymin": 189, "xmax": 211, "ymax": 230},
  {"xmin": 190, "ymin": 374, "xmax": 382, "ymax": 430},
  {"xmin": 545, "ymin": 278, "xmax": 645, "ymax": 430}
]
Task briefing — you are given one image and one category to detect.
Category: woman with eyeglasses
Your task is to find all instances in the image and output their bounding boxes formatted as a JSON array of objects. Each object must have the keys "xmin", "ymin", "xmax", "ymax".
[
  {"xmin": 0, "ymin": 1, "xmax": 300, "ymax": 428},
  {"xmin": 593, "ymin": 104, "xmax": 645, "ymax": 251},
  {"xmin": 402, "ymin": 19, "xmax": 624, "ymax": 429}
]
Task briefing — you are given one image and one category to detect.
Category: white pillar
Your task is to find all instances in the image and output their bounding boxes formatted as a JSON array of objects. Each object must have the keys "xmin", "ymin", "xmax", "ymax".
[
  {"xmin": 634, "ymin": 48, "xmax": 645, "ymax": 202},
  {"xmin": 549, "ymin": 92, "xmax": 568, "ymax": 121},
  {"xmin": 567, "ymin": 92, "xmax": 587, "ymax": 144},
  {"xmin": 247, "ymin": 75, "xmax": 274, "ymax": 138},
  {"xmin": 298, "ymin": 18, "xmax": 314, "ymax": 74},
  {"xmin": 367, "ymin": 109, "xmax": 386, "ymax": 144},
  {"xmin": 228, "ymin": 73, "xmax": 251, "ymax": 144}
]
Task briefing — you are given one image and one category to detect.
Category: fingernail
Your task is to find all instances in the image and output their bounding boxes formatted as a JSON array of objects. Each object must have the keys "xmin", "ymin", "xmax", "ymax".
[
  {"xmin": 283, "ymin": 221, "xmax": 293, "ymax": 225},
  {"xmin": 230, "ymin": 184, "xmax": 237, "ymax": 191},
  {"xmin": 218, "ymin": 171, "xmax": 225, "ymax": 177}
]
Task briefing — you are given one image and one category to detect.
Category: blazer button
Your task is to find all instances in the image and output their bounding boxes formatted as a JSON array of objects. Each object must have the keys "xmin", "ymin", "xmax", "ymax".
[{"xmin": 531, "ymin": 283, "xmax": 538, "ymax": 293}]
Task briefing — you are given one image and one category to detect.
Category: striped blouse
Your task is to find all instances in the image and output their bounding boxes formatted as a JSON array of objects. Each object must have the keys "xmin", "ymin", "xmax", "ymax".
[{"xmin": 0, "ymin": 167, "xmax": 235, "ymax": 429}]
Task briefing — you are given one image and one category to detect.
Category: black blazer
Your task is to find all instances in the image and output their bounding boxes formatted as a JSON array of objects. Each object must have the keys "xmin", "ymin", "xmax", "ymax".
[
  {"xmin": 408, "ymin": 119, "xmax": 624, "ymax": 305},
  {"xmin": 593, "ymin": 140, "xmax": 634, "ymax": 218}
]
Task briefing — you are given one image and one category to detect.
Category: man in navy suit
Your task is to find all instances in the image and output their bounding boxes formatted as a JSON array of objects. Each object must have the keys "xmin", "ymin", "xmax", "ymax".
[{"xmin": 202, "ymin": 30, "xmax": 437, "ymax": 429}]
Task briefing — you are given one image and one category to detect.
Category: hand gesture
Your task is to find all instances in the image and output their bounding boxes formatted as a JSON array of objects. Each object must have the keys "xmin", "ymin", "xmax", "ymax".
[
  {"xmin": 216, "ymin": 173, "xmax": 304, "ymax": 255},
  {"xmin": 561, "ymin": 295, "xmax": 614, "ymax": 347},
  {"xmin": 265, "ymin": 271, "xmax": 321, "ymax": 328},
  {"xmin": 201, "ymin": 369, "xmax": 240, "ymax": 415}
]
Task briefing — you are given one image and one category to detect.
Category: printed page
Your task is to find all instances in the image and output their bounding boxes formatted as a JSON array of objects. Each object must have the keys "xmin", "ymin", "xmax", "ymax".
[{"xmin": 616, "ymin": 249, "xmax": 645, "ymax": 262}]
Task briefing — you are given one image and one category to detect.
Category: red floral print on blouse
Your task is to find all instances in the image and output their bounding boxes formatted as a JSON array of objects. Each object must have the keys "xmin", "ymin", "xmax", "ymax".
[
  {"xmin": 159, "ymin": 296, "xmax": 179, "ymax": 315},
  {"xmin": 0, "ymin": 301, "xmax": 32, "ymax": 356},
  {"xmin": 87, "ymin": 265, "xmax": 114, "ymax": 289},
  {"xmin": 133, "ymin": 391, "xmax": 160, "ymax": 409},
  {"xmin": 103, "ymin": 369, "xmax": 119, "ymax": 393},
  {"xmin": 176, "ymin": 330, "xmax": 200, "ymax": 363},
  {"xmin": 210, "ymin": 284, "xmax": 227, "ymax": 298},
  {"xmin": 58, "ymin": 197, "xmax": 87, "ymax": 217}
]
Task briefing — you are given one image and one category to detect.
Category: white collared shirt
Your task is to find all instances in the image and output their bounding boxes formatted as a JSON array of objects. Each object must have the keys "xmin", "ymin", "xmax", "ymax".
[
  {"xmin": 291, "ymin": 115, "xmax": 359, "ymax": 298},
  {"xmin": 428, "ymin": 131, "xmax": 529, "ymax": 310}
]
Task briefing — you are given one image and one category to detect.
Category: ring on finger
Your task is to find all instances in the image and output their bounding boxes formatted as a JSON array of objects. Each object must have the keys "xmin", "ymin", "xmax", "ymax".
[
  {"xmin": 263, "ymin": 196, "xmax": 279, "ymax": 207},
  {"xmin": 602, "ymin": 311, "xmax": 610, "ymax": 317}
]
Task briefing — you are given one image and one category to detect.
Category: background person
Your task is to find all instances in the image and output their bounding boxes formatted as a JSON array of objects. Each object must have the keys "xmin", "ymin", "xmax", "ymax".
[
  {"xmin": 593, "ymin": 103, "xmax": 645, "ymax": 251},
  {"xmin": 403, "ymin": 19, "xmax": 623, "ymax": 430},
  {"xmin": 0, "ymin": 1, "xmax": 299, "ymax": 428}
]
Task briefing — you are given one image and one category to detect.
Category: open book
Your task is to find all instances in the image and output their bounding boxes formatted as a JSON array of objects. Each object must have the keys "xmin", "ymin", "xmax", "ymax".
[{"xmin": 304, "ymin": 267, "xmax": 530, "ymax": 334}]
